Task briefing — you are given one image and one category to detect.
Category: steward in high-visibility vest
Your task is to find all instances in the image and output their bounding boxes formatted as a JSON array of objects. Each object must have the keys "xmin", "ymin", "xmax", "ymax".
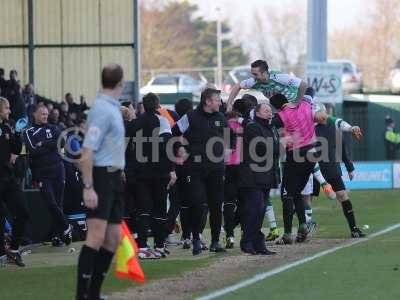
[{"xmin": 385, "ymin": 117, "xmax": 400, "ymax": 160}]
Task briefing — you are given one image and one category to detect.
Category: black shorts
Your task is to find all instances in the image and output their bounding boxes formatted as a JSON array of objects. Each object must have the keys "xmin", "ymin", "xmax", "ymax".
[
  {"xmin": 86, "ymin": 167, "xmax": 124, "ymax": 224},
  {"xmin": 319, "ymin": 162, "xmax": 346, "ymax": 192},
  {"xmin": 313, "ymin": 175, "xmax": 346, "ymax": 197},
  {"xmin": 281, "ymin": 148, "xmax": 316, "ymax": 196}
]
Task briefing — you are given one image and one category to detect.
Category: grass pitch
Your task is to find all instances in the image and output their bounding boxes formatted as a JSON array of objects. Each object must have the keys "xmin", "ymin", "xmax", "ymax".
[{"xmin": 1, "ymin": 190, "xmax": 399, "ymax": 300}]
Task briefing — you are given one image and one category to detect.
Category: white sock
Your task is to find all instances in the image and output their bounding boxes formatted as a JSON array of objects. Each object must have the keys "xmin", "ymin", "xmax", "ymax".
[
  {"xmin": 313, "ymin": 166, "xmax": 327, "ymax": 185},
  {"xmin": 306, "ymin": 214, "xmax": 312, "ymax": 223},
  {"xmin": 265, "ymin": 205, "xmax": 277, "ymax": 229}
]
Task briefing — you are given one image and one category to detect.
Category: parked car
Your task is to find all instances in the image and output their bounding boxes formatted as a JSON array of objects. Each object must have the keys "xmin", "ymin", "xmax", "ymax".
[
  {"xmin": 390, "ymin": 60, "xmax": 400, "ymax": 94},
  {"xmin": 140, "ymin": 74, "xmax": 206, "ymax": 95},
  {"xmin": 221, "ymin": 66, "xmax": 267, "ymax": 101},
  {"xmin": 329, "ymin": 59, "xmax": 363, "ymax": 94}
]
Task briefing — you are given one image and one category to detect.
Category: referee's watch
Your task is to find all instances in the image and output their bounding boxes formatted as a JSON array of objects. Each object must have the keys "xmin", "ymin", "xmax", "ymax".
[{"xmin": 83, "ymin": 182, "xmax": 93, "ymax": 190}]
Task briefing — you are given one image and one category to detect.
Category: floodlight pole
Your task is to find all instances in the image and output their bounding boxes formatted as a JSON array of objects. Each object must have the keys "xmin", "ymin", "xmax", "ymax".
[{"xmin": 307, "ymin": 0, "xmax": 327, "ymax": 62}]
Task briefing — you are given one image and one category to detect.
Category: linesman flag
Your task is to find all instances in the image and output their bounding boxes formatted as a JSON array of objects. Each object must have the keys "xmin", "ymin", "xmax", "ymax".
[{"xmin": 115, "ymin": 221, "xmax": 145, "ymax": 283}]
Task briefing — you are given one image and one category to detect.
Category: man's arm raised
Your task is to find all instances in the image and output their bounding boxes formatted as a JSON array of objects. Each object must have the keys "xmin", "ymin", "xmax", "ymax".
[
  {"xmin": 226, "ymin": 83, "xmax": 242, "ymax": 112},
  {"xmin": 295, "ymin": 81, "xmax": 308, "ymax": 103}
]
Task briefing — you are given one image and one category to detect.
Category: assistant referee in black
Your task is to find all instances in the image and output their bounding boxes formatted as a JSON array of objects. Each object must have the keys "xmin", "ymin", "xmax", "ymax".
[{"xmin": 75, "ymin": 64, "xmax": 126, "ymax": 300}]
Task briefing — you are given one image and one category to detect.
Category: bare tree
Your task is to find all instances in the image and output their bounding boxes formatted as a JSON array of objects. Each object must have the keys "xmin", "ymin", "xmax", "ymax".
[
  {"xmin": 249, "ymin": 0, "xmax": 306, "ymax": 74},
  {"xmin": 329, "ymin": 0, "xmax": 400, "ymax": 90}
]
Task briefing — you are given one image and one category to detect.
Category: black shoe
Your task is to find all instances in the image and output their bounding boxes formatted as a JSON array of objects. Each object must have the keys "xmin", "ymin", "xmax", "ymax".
[
  {"xmin": 192, "ymin": 239, "xmax": 202, "ymax": 256},
  {"xmin": 295, "ymin": 226, "xmax": 310, "ymax": 243},
  {"xmin": 7, "ymin": 251, "xmax": 25, "ymax": 267},
  {"xmin": 209, "ymin": 242, "xmax": 227, "ymax": 253},
  {"xmin": 351, "ymin": 227, "xmax": 366, "ymax": 238},
  {"xmin": 62, "ymin": 224, "xmax": 73, "ymax": 245},
  {"xmin": 182, "ymin": 239, "xmax": 191, "ymax": 249},
  {"xmin": 51, "ymin": 237, "xmax": 64, "ymax": 247},
  {"xmin": 256, "ymin": 249, "xmax": 277, "ymax": 256},
  {"xmin": 275, "ymin": 234, "xmax": 294, "ymax": 245},
  {"xmin": 241, "ymin": 248, "xmax": 257, "ymax": 255}
]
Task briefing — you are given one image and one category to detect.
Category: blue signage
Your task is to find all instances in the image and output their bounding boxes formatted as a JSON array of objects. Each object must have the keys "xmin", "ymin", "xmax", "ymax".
[{"xmin": 341, "ymin": 162, "xmax": 393, "ymax": 190}]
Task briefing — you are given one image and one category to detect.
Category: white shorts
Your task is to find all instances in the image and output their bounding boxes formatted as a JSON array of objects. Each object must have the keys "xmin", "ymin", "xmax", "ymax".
[{"xmin": 301, "ymin": 174, "xmax": 314, "ymax": 196}]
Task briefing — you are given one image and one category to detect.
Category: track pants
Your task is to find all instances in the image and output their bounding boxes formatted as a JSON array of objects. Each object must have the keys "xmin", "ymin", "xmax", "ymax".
[
  {"xmin": 238, "ymin": 188, "xmax": 269, "ymax": 252},
  {"xmin": 223, "ymin": 165, "xmax": 240, "ymax": 238},
  {"xmin": 135, "ymin": 178, "xmax": 169, "ymax": 248},
  {"xmin": 182, "ymin": 174, "xmax": 224, "ymax": 243},
  {"xmin": 0, "ymin": 176, "xmax": 29, "ymax": 255}
]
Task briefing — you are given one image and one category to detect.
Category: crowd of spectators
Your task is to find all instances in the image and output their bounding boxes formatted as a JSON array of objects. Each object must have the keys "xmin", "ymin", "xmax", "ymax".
[{"xmin": 0, "ymin": 67, "xmax": 88, "ymax": 130}]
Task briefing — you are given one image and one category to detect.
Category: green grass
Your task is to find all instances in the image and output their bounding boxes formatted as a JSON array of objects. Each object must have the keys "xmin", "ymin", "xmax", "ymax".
[
  {"xmin": 0, "ymin": 258, "xmax": 212, "ymax": 300},
  {"xmin": 1, "ymin": 190, "xmax": 399, "ymax": 300},
  {"xmin": 221, "ymin": 230, "xmax": 400, "ymax": 300},
  {"xmin": 268, "ymin": 189, "xmax": 400, "ymax": 238}
]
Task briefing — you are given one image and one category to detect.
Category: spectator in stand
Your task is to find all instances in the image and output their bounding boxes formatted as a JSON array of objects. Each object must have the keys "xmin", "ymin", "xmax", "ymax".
[
  {"xmin": 0, "ymin": 68, "xmax": 6, "ymax": 96},
  {"xmin": 5, "ymin": 70, "xmax": 25, "ymax": 121},
  {"xmin": 48, "ymin": 108, "xmax": 65, "ymax": 130},
  {"xmin": 46, "ymin": 102, "xmax": 54, "ymax": 114},
  {"xmin": 59, "ymin": 101, "xmax": 74, "ymax": 128},
  {"xmin": 65, "ymin": 93, "xmax": 88, "ymax": 115},
  {"xmin": 22, "ymin": 84, "xmax": 37, "ymax": 122}
]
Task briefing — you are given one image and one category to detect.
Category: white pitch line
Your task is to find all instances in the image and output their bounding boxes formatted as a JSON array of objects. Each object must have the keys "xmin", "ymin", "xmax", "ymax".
[{"xmin": 197, "ymin": 223, "xmax": 400, "ymax": 300}]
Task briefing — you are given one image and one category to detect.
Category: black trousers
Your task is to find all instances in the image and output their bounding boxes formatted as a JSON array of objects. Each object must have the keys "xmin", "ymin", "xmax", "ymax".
[
  {"xmin": 176, "ymin": 175, "xmax": 191, "ymax": 240},
  {"xmin": 0, "ymin": 176, "xmax": 29, "ymax": 255},
  {"xmin": 183, "ymin": 174, "xmax": 224, "ymax": 243},
  {"xmin": 223, "ymin": 165, "xmax": 240, "ymax": 238},
  {"xmin": 124, "ymin": 179, "xmax": 137, "ymax": 234},
  {"xmin": 37, "ymin": 165, "xmax": 68, "ymax": 236},
  {"xmin": 135, "ymin": 178, "xmax": 169, "ymax": 248},
  {"xmin": 238, "ymin": 188, "xmax": 268, "ymax": 252},
  {"xmin": 281, "ymin": 149, "xmax": 316, "ymax": 233},
  {"xmin": 166, "ymin": 184, "xmax": 181, "ymax": 235}
]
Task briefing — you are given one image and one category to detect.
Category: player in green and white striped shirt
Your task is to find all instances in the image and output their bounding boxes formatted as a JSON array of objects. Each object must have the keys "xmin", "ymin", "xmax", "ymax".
[{"xmin": 226, "ymin": 59, "xmax": 308, "ymax": 111}]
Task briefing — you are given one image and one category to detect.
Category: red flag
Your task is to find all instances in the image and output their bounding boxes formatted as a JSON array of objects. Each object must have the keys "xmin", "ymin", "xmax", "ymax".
[{"xmin": 115, "ymin": 221, "xmax": 145, "ymax": 283}]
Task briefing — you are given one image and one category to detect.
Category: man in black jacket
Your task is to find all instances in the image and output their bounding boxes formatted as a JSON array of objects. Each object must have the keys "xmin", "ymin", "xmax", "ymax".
[
  {"xmin": 4, "ymin": 70, "xmax": 25, "ymax": 121},
  {"xmin": 121, "ymin": 103, "xmax": 138, "ymax": 237},
  {"xmin": 172, "ymin": 88, "xmax": 227, "ymax": 255},
  {"xmin": 0, "ymin": 68, "xmax": 6, "ymax": 97},
  {"xmin": 0, "ymin": 97, "xmax": 29, "ymax": 267},
  {"xmin": 313, "ymin": 123, "xmax": 365, "ymax": 238},
  {"xmin": 126, "ymin": 93, "xmax": 176, "ymax": 259},
  {"xmin": 23, "ymin": 105, "xmax": 72, "ymax": 246},
  {"xmin": 239, "ymin": 103, "xmax": 279, "ymax": 255}
]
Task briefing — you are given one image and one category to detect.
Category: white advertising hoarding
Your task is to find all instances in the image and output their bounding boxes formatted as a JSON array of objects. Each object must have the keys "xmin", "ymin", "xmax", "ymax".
[{"xmin": 306, "ymin": 62, "xmax": 343, "ymax": 103}]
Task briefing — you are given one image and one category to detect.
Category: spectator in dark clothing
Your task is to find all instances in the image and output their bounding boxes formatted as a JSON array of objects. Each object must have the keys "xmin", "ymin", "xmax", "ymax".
[
  {"xmin": 65, "ymin": 93, "xmax": 88, "ymax": 115},
  {"xmin": 22, "ymin": 84, "xmax": 37, "ymax": 123},
  {"xmin": 48, "ymin": 108, "xmax": 66, "ymax": 130},
  {"xmin": 59, "ymin": 101, "xmax": 74, "ymax": 128},
  {"xmin": 5, "ymin": 70, "xmax": 25, "ymax": 121},
  {"xmin": 0, "ymin": 68, "xmax": 6, "ymax": 97}
]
